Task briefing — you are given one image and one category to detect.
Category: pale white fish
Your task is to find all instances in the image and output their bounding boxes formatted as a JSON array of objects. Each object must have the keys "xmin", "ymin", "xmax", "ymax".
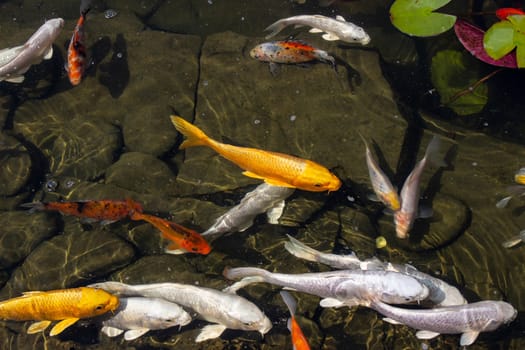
[
  {"xmin": 496, "ymin": 185, "xmax": 525, "ymax": 208},
  {"xmin": 359, "ymin": 133, "xmax": 400, "ymax": 211},
  {"xmin": 502, "ymin": 229, "xmax": 525, "ymax": 248},
  {"xmin": 0, "ymin": 18, "xmax": 64, "ymax": 83},
  {"xmin": 100, "ymin": 297, "xmax": 192, "ymax": 341},
  {"xmin": 371, "ymin": 299, "xmax": 517, "ymax": 346},
  {"xmin": 90, "ymin": 281, "xmax": 272, "ymax": 343},
  {"xmin": 284, "ymin": 235, "xmax": 466, "ymax": 307},
  {"xmin": 202, "ymin": 183, "xmax": 294, "ymax": 241},
  {"xmin": 394, "ymin": 136, "xmax": 445, "ymax": 239},
  {"xmin": 264, "ymin": 15, "xmax": 370, "ymax": 45},
  {"xmin": 223, "ymin": 267, "xmax": 429, "ymax": 308}
]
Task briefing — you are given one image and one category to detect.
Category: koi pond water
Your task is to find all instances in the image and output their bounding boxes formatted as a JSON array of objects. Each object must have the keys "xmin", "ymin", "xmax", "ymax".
[{"xmin": 1, "ymin": 0, "xmax": 525, "ymax": 349}]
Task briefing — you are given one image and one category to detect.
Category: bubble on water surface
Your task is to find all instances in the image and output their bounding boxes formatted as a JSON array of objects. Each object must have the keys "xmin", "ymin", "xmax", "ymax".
[{"xmin": 104, "ymin": 9, "xmax": 118, "ymax": 19}]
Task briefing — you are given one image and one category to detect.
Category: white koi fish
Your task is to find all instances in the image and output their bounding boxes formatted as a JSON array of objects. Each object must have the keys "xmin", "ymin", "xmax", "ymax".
[
  {"xmin": 394, "ymin": 136, "xmax": 445, "ymax": 239},
  {"xmin": 0, "ymin": 18, "xmax": 64, "ymax": 83},
  {"xmin": 264, "ymin": 15, "xmax": 370, "ymax": 45},
  {"xmin": 202, "ymin": 183, "xmax": 294, "ymax": 241},
  {"xmin": 284, "ymin": 235, "xmax": 466, "ymax": 307},
  {"xmin": 359, "ymin": 133, "xmax": 400, "ymax": 211},
  {"xmin": 100, "ymin": 297, "xmax": 192, "ymax": 341},
  {"xmin": 371, "ymin": 299, "xmax": 516, "ymax": 346},
  {"xmin": 223, "ymin": 267, "xmax": 429, "ymax": 308},
  {"xmin": 90, "ymin": 281, "xmax": 272, "ymax": 343}
]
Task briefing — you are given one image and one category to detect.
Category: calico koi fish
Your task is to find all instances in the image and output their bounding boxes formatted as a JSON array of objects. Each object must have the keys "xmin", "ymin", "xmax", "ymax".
[
  {"xmin": 21, "ymin": 198, "xmax": 143, "ymax": 225},
  {"xmin": 359, "ymin": 133, "xmax": 400, "ymax": 211},
  {"xmin": 66, "ymin": 5, "xmax": 90, "ymax": 85},
  {"xmin": 250, "ymin": 40, "xmax": 335, "ymax": 75},
  {"xmin": 170, "ymin": 116, "xmax": 341, "ymax": 192},
  {"xmin": 0, "ymin": 287, "xmax": 119, "ymax": 336},
  {"xmin": 280, "ymin": 291, "xmax": 311, "ymax": 350},
  {"xmin": 131, "ymin": 212, "xmax": 211, "ymax": 255}
]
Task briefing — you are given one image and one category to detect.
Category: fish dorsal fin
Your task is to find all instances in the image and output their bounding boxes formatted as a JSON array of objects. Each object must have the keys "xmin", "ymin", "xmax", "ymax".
[
  {"xmin": 43, "ymin": 46, "xmax": 53, "ymax": 60},
  {"xmin": 416, "ymin": 330, "xmax": 441, "ymax": 340},
  {"xmin": 27, "ymin": 320, "xmax": 52, "ymax": 334},
  {"xmin": 322, "ymin": 33, "xmax": 340, "ymax": 41},
  {"xmin": 335, "ymin": 15, "xmax": 346, "ymax": 21},
  {"xmin": 124, "ymin": 328, "xmax": 150, "ymax": 340},
  {"xmin": 460, "ymin": 331, "xmax": 480, "ymax": 346},
  {"xmin": 196, "ymin": 324, "xmax": 227, "ymax": 342},
  {"xmin": 22, "ymin": 291, "xmax": 45, "ymax": 297},
  {"xmin": 309, "ymin": 28, "xmax": 324, "ymax": 33},
  {"xmin": 101, "ymin": 326, "xmax": 125, "ymax": 337},
  {"xmin": 50, "ymin": 318, "xmax": 80, "ymax": 336},
  {"xmin": 319, "ymin": 298, "xmax": 345, "ymax": 308}
]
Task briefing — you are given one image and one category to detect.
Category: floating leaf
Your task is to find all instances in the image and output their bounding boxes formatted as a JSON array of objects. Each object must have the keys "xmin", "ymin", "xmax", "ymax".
[
  {"xmin": 483, "ymin": 20, "xmax": 515, "ymax": 60},
  {"xmin": 389, "ymin": 0, "xmax": 456, "ymax": 37},
  {"xmin": 508, "ymin": 15, "xmax": 525, "ymax": 67},
  {"xmin": 454, "ymin": 19, "xmax": 517, "ymax": 68},
  {"xmin": 431, "ymin": 50, "xmax": 488, "ymax": 115}
]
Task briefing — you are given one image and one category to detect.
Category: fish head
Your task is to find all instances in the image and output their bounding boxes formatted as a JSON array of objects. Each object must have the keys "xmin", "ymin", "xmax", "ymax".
[
  {"xmin": 379, "ymin": 273, "xmax": 429, "ymax": 304},
  {"xmin": 141, "ymin": 298, "xmax": 193, "ymax": 328},
  {"xmin": 249, "ymin": 44, "xmax": 267, "ymax": 61},
  {"xmin": 494, "ymin": 301, "xmax": 518, "ymax": 326},
  {"xmin": 341, "ymin": 26, "xmax": 370, "ymax": 45},
  {"xmin": 80, "ymin": 287, "xmax": 120, "ymax": 316},
  {"xmin": 226, "ymin": 297, "xmax": 272, "ymax": 334},
  {"xmin": 46, "ymin": 18, "xmax": 65, "ymax": 33},
  {"xmin": 297, "ymin": 162, "xmax": 342, "ymax": 192}
]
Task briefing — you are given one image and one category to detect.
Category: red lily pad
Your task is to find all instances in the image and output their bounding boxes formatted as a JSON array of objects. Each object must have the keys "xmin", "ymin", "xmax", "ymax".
[{"xmin": 454, "ymin": 19, "xmax": 517, "ymax": 68}]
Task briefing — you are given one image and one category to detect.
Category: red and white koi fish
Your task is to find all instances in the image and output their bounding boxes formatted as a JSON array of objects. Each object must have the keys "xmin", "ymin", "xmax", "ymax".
[
  {"xmin": 394, "ymin": 136, "xmax": 444, "ymax": 239},
  {"xmin": 66, "ymin": 5, "xmax": 90, "ymax": 85},
  {"xmin": 250, "ymin": 40, "xmax": 335, "ymax": 74}
]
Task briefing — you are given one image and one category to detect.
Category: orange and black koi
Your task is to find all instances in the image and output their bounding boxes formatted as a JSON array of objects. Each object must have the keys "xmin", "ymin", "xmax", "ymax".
[
  {"xmin": 21, "ymin": 198, "xmax": 143, "ymax": 224},
  {"xmin": 66, "ymin": 6, "xmax": 90, "ymax": 85},
  {"xmin": 131, "ymin": 212, "xmax": 211, "ymax": 255}
]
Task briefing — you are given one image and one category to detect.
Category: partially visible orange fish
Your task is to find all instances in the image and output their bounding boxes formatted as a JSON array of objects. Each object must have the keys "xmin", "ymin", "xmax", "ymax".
[
  {"xmin": 66, "ymin": 4, "xmax": 90, "ymax": 85},
  {"xmin": 21, "ymin": 198, "xmax": 143, "ymax": 225},
  {"xmin": 496, "ymin": 7, "xmax": 525, "ymax": 20},
  {"xmin": 280, "ymin": 291, "xmax": 311, "ymax": 350},
  {"xmin": 131, "ymin": 212, "xmax": 211, "ymax": 255},
  {"xmin": 170, "ymin": 116, "xmax": 341, "ymax": 193},
  {"xmin": 0, "ymin": 287, "xmax": 119, "ymax": 336}
]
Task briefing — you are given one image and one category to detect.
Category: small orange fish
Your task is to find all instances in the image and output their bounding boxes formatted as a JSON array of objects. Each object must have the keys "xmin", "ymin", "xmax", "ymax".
[
  {"xmin": 280, "ymin": 291, "xmax": 311, "ymax": 350},
  {"xmin": 21, "ymin": 198, "xmax": 143, "ymax": 224},
  {"xmin": 131, "ymin": 212, "xmax": 211, "ymax": 255},
  {"xmin": 66, "ymin": 6, "xmax": 90, "ymax": 85},
  {"xmin": 0, "ymin": 287, "xmax": 119, "ymax": 336},
  {"xmin": 170, "ymin": 116, "xmax": 341, "ymax": 192},
  {"xmin": 496, "ymin": 7, "xmax": 525, "ymax": 20}
]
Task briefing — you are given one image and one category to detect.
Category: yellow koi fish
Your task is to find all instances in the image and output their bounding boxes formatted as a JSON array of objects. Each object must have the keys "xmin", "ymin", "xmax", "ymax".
[
  {"xmin": 0, "ymin": 287, "xmax": 119, "ymax": 336},
  {"xmin": 170, "ymin": 116, "xmax": 341, "ymax": 192}
]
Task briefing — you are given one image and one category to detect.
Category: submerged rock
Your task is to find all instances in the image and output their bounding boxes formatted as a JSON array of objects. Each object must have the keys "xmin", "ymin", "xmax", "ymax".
[{"xmin": 0, "ymin": 134, "xmax": 31, "ymax": 197}]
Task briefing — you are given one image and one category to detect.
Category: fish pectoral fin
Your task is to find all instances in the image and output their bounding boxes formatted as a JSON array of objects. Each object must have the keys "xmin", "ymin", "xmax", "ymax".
[
  {"xmin": 124, "ymin": 328, "xmax": 150, "ymax": 341},
  {"xmin": 5, "ymin": 75, "xmax": 25, "ymax": 83},
  {"xmin": 49, "ymin": 318, "xmax": 79, "ymax": 336},
  {"xmin": 263, "ymin": 178, "xmax": 296, "ymax": 188},
  {"xmin": 43, "ymin": 46, "xmax": 53, "ymax": 60},
  {"xmin": 164, "ymin": 248, "xmax": 188, "ymax": 255},
  {"xmin": 309, "ymin": 27, "xmax": 324, "ymax": 33},
  {"xmin": 416, "ymin": 330, "xmax": 441, "ymax": 340},
  {"xmin": 319, "ymin": 298, "xmax": 345, "ymax": 308},
  {"xmin": 322, "ymin": 33, "xmax": 340, "ymax": 41},
  {"xmin": 27, "ymin": 320, "xmax": 52, "ymax": 334},
  {"xmin": 266, "ymin": 200, "xmax": 285, "ymax": 224},
  {"xmin": 382, "ymin": 317, "xmax": 403, "ymax": 325},
  {"xmin": 242, "ymin": 171, "xmax": 266, "ymax": 180},
  {"xmin": 101, "ymin": 326, "xmax": 125, "ymax": 337},
  {"xmin": 460, "ymin": 331, "xmax": 480, "ymax": 346},
  {"xmin": 269, "ymin": 62, "xmax": 280, "ymax": 76},
  {"xmin": 196, "ymin": 324, "xmax": 227, "ymax": 342}
]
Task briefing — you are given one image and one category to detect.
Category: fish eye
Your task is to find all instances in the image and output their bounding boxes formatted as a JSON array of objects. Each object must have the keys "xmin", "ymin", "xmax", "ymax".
[
  {"xmin": 314, "ymin": 183, "xmax": 322, "ymax": 187},
  {"xmin": 165, "ymin": 319, "xmax": 172, "ymax": 322},
  {"xmin": 95, "ymin": 304, "xmax": 105, "ymax": 310}
]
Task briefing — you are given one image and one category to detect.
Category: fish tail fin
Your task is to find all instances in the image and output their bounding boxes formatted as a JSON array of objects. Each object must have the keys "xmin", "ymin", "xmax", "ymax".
[
  {"xmin": 222, "ymin": 266, "xmax": 269, "ymax": 280},
  {"xmin": 425, "ymin": 136, "xmax": 447, "ymax": 168},
  {"xmin": 280, "ymin": 290, "xmax": 297, "ymax": 316},
  {"xmin": 170, "ymin": 115, "xmax": 210, "ymax": 149},
  {"xmin": 284, "ymin": 234, "xmax": 321, "ymax": 263},
  {"xmin": 20, "ymin": 201, "xmax": 46, "ymax": 213},
  {"xmin": 264, "ymin": 20, "xmax": 287, "ymax": 39}
]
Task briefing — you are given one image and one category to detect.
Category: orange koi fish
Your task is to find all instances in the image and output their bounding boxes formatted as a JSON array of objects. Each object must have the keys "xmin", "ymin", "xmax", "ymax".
[
  {"xmin": 0, "ymin": 287, "xmax": 119, "ymax": 336},
  {"xmin": 280, "ymin": 291, "xmax": 311, "ymax": 350},
  {"xmin": 170, "ymin": 116, "xmax": 341, "ymax": 192},
  {"xmin": 21, "ymin": 198, "xmax": 143, "ymax": 225},
  {"xmin": 131, "ymin": 212, "xmax": 211, "ymax": 255},
  {"xmin": 496, "ymin": 7, "xmax": 525, "ymax": 20},
  {"xmin": 250, "ymin": 40, "xmax": 335, "ymax": 74},
  {"xmin": 66, "ymin": 4, "xmax": 90, "ymax": 85}
]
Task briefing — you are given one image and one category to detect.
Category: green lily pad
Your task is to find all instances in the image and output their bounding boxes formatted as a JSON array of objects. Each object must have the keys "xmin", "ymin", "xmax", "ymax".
[
  {"xmin": 483, "ymin": 20, "xmax": 515, "ymax": 60},
  {"xmin": 390, "ymin": 0, "xmax": 457, "ymax": 37},
  {"xmin": 508, "ymin": 15, "xmax": 525, "ymax": 67},
  {"xmin": 431, "ymin": 50, "xmax": 488, "ymax": 115}
]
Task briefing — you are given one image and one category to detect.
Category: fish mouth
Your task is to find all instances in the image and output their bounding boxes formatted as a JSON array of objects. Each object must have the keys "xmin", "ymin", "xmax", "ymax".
[{"xmin": 259, "ymin": 316, "xmax": 273, "ymax": 336}]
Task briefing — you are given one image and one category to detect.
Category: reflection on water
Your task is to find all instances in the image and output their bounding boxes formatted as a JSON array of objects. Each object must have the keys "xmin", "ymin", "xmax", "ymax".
[{"xmin": 0, "ymin": 0, "xmax": 525, "ymax": 349}]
